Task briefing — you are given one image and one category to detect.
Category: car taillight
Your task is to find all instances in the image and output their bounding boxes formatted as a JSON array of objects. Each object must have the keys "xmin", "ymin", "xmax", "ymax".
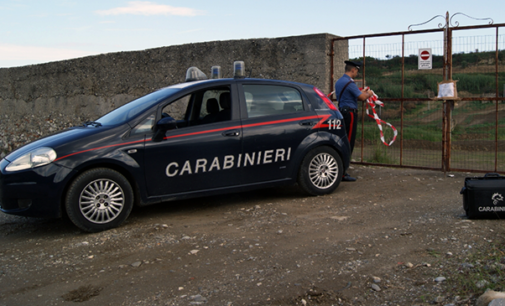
[{"xmin": 313, "ymin": 87, "xmax": 337, "ymax": 111}]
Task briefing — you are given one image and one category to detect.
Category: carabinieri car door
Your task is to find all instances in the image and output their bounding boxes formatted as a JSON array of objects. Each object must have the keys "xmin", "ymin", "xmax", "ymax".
[
  {"xmin": 143, "ymin": 84, "xmax": 243, "ymax": 197},
  {"xmin": 238, "ymin": 82, "xmax": 318, "ymax": 184}
]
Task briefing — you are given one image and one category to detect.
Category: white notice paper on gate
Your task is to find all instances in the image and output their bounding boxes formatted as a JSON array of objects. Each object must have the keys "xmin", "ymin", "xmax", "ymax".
[
  {"xmin": 437, "ymin": 80, "xmax": 458, "ymax": 100},
  {"xmin": 437, "ymin": 83, "xmax": 454, "ymax": 98}
]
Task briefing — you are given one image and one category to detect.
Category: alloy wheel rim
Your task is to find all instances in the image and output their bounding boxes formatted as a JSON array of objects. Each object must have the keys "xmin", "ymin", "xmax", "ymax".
[
  {"xmin": 308, "ymin": 153, "xmax": 338, "ymax": 189},
  {"xmin": 79, "ymin": 179, "xmax": 124, "ymax": 224}
]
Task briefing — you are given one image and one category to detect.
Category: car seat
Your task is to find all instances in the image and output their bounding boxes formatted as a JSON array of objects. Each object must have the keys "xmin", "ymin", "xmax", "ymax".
[
  {"xmin": 216, "ymin": 92, "xmax": 232, "ymax": 121},
  {"xmin": 201, "ymin": 98, "xmax": 219, "ymax": 124}
]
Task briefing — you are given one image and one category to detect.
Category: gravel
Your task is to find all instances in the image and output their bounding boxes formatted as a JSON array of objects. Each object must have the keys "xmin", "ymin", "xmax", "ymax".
[{"xmin": 1, "ymin": 166, "xmax": 504, "ymax": 305}]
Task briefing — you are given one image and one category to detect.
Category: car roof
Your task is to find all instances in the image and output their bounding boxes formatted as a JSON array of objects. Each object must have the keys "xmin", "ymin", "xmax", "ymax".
[{"xmin": 166, "ymin": 77, "xmax": 314, "ymax": 90}]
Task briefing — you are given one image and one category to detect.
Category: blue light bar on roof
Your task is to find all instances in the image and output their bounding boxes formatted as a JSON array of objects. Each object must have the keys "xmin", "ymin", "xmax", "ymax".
[
  {"xmin": 211, "ymin": 66, "xmax": 221, "ymax": 79},
  {"xmin": 233, "ymin": 61, "xmax": 245, "ymax": 78}
]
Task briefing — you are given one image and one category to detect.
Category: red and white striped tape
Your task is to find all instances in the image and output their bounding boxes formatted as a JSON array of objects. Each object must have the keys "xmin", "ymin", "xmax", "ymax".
[
  {"xmin": 361, "ymin": 87, "xmax": 397, "ymax": 147},
  {"xmin": 327, "ymin": 88, "xmax": 397, "ymax": 146}
]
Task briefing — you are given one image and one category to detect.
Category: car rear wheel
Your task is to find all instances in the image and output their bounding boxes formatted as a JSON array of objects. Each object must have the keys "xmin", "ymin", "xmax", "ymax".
[
  {"xmin": 65, "ymin": 168, "xmax": 133, "ymax": 232},
  {"xmin": 298, "ymin": 146, "xmax": 343, "ymax": 195}
]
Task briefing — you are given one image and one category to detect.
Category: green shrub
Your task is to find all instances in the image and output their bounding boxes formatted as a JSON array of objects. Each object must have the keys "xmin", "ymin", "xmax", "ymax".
[
  {"xmin": 402, "ymin": 125, "xmax": 442, "ymax": 142},
  {"xmin": 454, "ymin": 74, "xmax": 497, "ymax": 94},
  {"xmin": 367, "ymin": 140, "xmax": 395, "ymax": 164}
]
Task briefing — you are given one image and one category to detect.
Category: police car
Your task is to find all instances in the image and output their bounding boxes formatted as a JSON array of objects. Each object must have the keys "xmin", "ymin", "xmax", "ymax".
[{"xmin": 0, "ymin": 62, "xmax": 351, "ymax": 232}]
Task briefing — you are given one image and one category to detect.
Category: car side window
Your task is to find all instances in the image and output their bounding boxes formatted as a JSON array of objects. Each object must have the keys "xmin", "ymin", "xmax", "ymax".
[
  {"xmin": 198, "ymin": 89, "xmax": 232, "ymax": 124},
  {"xmin": 162, "ymin": 94, "xmax": 191, "ymax": 121},
  {"xmin": 160, "ymin": 86, "xmax": 232, "ymax": 128},
  {"xmin": 243, "ymin": 85, "xmax": 304, "ymax": 118}
]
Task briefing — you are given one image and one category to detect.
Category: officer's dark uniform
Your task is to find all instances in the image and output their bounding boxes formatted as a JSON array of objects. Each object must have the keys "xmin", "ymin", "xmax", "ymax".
[{"xmin": 334, "ymin": 61, "xmax": 362, "ymax": 181}]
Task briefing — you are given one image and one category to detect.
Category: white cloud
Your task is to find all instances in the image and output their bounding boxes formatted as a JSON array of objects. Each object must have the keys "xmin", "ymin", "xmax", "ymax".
[
  {"xmin": 0, "ymin": 44, "xmax": 92, "ymax": 62},
  {"xmin": 95, "ymin": 1, "xmax": 204, "ymax": 17}
]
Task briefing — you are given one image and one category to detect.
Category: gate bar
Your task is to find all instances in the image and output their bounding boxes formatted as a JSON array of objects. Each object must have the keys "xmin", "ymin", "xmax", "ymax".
[
  {"xmin": 360, "ymin": 37, "xmax": 366, "ymax": 163},
  {"xmin": 400, "ymin": 34, "xmax": 405, "ymax": 166},
  {"xmin": 495, "ymin": 26, "xmax": 499, "ymax": 172}
]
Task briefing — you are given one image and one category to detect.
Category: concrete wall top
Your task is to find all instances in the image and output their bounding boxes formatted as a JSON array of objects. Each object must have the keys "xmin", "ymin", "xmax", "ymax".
[{"xmin": 0, "ymin": 33, "xmax": 341, "ymax": 102}]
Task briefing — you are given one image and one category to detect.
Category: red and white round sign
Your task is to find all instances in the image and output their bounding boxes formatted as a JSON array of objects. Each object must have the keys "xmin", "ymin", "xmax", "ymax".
[
  {"xmin": 420, "ymin": 50, "xmax": 430, "ymax": 60},
  {"xmin": 418, "ymin": 48, "xmax": 432, "ymax": 70}
]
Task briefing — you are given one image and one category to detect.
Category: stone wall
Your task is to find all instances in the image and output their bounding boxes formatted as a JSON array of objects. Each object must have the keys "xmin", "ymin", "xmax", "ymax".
[{"xmin": 0, "ymin": 33, "xmax": 347, "ymax": 157}]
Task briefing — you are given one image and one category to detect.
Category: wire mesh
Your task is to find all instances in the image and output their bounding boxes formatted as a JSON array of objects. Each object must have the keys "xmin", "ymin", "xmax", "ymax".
[
  {"xmin": 334, "ymin": 26, "xmax": 505, "ymax": 173},
  {"xmin": 352, "ymin": 100, "xmax": 443, "ymax": 169},
  {"xmin": 450, "ymin": 27, "xmax": 505, "ymax": 172}
]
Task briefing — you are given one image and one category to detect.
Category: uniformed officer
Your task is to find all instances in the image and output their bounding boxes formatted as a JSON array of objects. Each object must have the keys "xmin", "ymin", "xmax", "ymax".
[{"xmin": 335, "ymin": 60, "xmax": 373, "ymax": 181}]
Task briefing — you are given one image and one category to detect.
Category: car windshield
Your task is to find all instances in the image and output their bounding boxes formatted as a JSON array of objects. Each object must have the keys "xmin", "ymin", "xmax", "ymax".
[{"xmin": 96, "ymin": 88, "xmax": 179, "ymax": 126}]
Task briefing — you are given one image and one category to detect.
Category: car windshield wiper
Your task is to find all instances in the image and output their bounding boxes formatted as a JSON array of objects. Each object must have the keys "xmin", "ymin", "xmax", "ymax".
[{"xmin": 82, "ymin": 121, "xmax": 102, "ymax": 127}]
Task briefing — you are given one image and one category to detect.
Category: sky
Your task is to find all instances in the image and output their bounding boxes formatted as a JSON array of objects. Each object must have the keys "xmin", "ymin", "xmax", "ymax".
[{"xmin": 0, "ymin": 0, "xmax": 503, "ymax": 68}]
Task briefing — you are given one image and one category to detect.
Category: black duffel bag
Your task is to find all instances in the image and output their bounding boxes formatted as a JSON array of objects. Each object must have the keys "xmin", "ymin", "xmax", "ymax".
[{"xmin": 460, "ymin": 173, "xmax": 505, "ymax": 219}]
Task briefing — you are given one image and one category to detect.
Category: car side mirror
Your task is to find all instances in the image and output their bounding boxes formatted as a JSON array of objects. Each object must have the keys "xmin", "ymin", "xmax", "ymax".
[{"xmin": 153, "ymin": 116, "xmax": 177, "ymax": 141}]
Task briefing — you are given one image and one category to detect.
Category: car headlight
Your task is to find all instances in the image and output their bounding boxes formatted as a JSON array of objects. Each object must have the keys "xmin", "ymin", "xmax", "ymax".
[{"xmin": 5, "ymin": 147, "xmax": 57, "ymax": 172}]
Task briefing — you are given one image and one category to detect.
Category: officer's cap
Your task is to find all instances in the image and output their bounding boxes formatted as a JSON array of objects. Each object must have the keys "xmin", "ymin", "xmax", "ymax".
[{"xmin": 344, "ymin": 60, "xmax": 362, "ymax": 70}]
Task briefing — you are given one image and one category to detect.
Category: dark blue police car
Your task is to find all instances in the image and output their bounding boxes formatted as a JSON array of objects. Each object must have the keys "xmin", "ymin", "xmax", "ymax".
[{"xmin": 0, "ymin": 62, "xmax": 351, "ymax": 232}]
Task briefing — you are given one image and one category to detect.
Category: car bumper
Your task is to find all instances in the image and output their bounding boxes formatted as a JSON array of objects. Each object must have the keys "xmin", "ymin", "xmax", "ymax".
[{"xmin": 0, "ymin": 159, "xmax": 70, "ymax": 218}]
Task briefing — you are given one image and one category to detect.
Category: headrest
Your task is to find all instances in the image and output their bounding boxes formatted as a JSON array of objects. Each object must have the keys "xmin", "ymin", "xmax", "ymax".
[
  {"xmin": 206, "ymin": 98, "xmax": 219, "ymax": 114},
  {"xmin": 219, "ymin": 92, "xmax": 231, "ymax": 109}
]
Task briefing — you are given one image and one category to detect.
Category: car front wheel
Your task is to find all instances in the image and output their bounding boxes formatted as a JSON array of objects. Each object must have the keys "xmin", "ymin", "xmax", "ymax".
[
  {"xmin": 298, "ymin": 146, "xmax": 343, "ymax": 195},
  {"xmin": 65, "ymin": 168, "xmax": 134, "ymax": 232}
]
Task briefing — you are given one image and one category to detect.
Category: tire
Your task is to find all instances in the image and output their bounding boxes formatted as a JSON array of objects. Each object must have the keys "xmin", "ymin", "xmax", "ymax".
[
  {"xmin": 65, "ymin": 168, "xmax": 134, "ymax": 232},
  {"xmin": 298, "ymin": 147, "xmax": 343, "ymax": 196}
]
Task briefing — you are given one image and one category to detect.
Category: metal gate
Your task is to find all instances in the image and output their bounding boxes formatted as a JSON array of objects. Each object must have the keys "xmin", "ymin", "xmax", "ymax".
[{"xmin": 330, "ymin": 12, "xmax": 505, "ymax": 174}]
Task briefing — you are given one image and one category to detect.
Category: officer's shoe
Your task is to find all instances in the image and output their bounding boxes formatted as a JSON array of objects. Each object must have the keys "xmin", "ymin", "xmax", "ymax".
[{"xmin": 342, "ymin": 173, "xmax": 357, "ymax": 182}]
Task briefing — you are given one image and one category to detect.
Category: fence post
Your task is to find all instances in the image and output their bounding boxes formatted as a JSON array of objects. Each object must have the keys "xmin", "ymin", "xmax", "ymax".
[{"xmin": 442, "ymin": 12, "xmax": 455, "ymax": 173}]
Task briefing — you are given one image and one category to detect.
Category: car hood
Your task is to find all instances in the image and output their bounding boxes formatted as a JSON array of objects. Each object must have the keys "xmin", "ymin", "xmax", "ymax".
[{"xmin": 4, "ymin": 127, "xmax": 104, "ymax": 163}]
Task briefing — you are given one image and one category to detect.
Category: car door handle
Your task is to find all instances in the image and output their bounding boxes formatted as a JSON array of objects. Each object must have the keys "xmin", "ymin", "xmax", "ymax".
[
  {"xmin": 299, "ymin": 120, "xmax": 316, "ymax": 127},
  {"xmin": 222, "ymin": 130, "xmax": 240, "ymax": 137}
]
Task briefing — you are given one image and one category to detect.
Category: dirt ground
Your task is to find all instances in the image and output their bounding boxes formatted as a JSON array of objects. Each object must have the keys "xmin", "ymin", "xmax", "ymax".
[{"xmin": 1, "ymin": 165, "xmax": 504, "ymax": 306}]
